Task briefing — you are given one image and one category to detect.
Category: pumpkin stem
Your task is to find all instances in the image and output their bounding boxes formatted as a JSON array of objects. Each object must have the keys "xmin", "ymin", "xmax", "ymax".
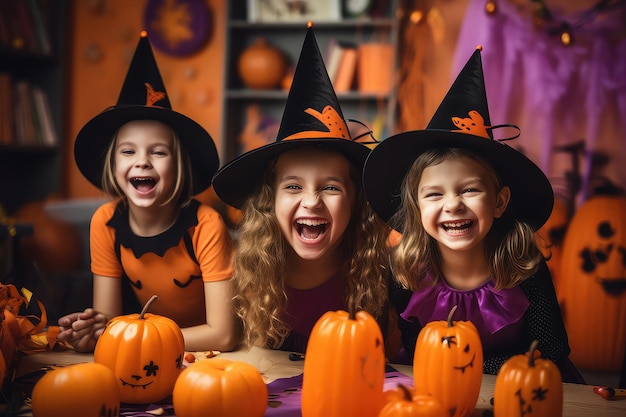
[
  {"xmin": 398, "ymin": 384, "xmax": 412, "ymax": 401},
  {"xmin": 528, "ymin": 340, "xmax": 540, "ymax": 367},
  {"xmin": 140, "ymin": 295, "xmax": 159, "ymax": 319},
  {"xmin": 348, "ymin": 309, "xmax": 357, "ymax": 321},
  {"xmin": 447, "ymin": 305, "xmax": 458, "ymax": 327}
]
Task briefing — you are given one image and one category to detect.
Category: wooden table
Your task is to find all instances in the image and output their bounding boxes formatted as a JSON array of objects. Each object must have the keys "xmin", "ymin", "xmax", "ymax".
[{"xmin": 13, "ymin": 347, "xmax": 626, "ymax": 417}]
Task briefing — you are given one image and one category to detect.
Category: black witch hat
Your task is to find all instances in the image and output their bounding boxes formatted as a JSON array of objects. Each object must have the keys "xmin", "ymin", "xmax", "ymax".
[
  {"xmin": 363, "ymin": 46, "xmax": 554, "ymax": 231},
  {"xmin": 74, "ymin": 31, "xmax": 219, "ymax": 195},
  {"xmin": 212, "ymin": 22, "xmax": 373, "ymax": 209}
]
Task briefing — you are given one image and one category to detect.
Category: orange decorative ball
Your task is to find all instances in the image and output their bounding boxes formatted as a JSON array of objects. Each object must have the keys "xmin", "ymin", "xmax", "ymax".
[{"xmin": 238, "ymin": 38, "xmax": 287, "ymax": 89}]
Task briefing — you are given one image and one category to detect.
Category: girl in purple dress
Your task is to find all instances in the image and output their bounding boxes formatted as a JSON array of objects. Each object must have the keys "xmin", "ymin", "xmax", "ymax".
[
  {"xmin": 362, "ymin": 47, "xmax": 584, "ymax": 383},
  {"xmin": 212, "ymin": 24, "xmax": 391, "ymax": 355}
]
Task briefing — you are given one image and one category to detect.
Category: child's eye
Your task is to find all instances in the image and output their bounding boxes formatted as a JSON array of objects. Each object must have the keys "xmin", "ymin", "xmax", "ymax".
[
  {"xmin": 120, "ymin": 149, "xmax": 135, "ymax": 155},
  {"xmin": 462, "ymin": 188, "xmax": 480, "ymax": 194},
  {"xmin": 285, "ymin": 184, "xmax": 301, "ymax": 190},
  {"xmin": 323, "ymin": 185, "xmax": 341, "ymax": 192}
]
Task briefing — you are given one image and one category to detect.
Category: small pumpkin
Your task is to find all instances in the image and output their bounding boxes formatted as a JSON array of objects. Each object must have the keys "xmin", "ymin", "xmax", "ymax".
[
  {"xmin": 237, "ymin": 38, "xmax": 287, "ymax": 90},
  {"xmin": 493, "ymin": 340, "xmax": 563, "ymax": 416},
  {"xmin": 94, "ymin": 295, "xmax": 185, "ymax": 404},
  {"xmin": 413, "ymin": 305, "xmax": 483, "ymax": 417},
  {"xmin": 560, "ymin": 194, "xmax": 626, "ymax": 371},
  {"xmin": 172, "ymin": 357, "xmax": 268, "ymax": 417},
  {"xmin": 302, "ymin": 309, "xmax": 386, "ymax": 417},
  {"xmin": 30, "ymin": 362, "xmax": 120, "ymax": 417},
  {"xmin": 380, "ymin": 384, "xmax": 443, "ymax": 417}
]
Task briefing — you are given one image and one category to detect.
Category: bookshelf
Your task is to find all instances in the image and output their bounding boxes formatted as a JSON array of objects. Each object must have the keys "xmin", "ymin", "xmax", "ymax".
[
  {"xmin": 221, "ymin": 0, "xmax": 400, "ymax": 165},
  {"xmin": 0, "ymin": 0, "xmax": 67, "ymax": 215}
]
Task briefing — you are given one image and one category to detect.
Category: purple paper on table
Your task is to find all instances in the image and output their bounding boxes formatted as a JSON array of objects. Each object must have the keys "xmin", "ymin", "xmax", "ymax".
[{"xmin": 264, "ymin": 366, "xmax": 414, "ymax": 417}]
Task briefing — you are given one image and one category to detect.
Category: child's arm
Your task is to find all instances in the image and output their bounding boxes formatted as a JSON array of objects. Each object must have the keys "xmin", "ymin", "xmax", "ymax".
[{"xmin": 179, "ymin": 280, "xmax": 238, "ymax": 352}]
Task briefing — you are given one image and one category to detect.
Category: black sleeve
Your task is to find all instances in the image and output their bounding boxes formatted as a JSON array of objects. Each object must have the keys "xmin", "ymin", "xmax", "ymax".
[
  {"xmin": 484, "ymin": 261, "xmax": 580, "ymax": 382},
  {"xmin": 389, "ymin": 279, "xmax": 422, "ymax": 359}
]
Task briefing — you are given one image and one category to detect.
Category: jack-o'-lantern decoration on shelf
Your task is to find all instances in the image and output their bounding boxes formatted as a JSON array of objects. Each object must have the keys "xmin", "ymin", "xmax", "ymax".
[
  {"xmin": 560, "ymin": 193, "xmax": 626, "ymax": 371},
  {"xmin": 172, "ymin": 358, "xmax": 268, "ymax": 417},
  {"xmin": 94, "ymin": 295, "xmax": 185, "ymax": 404},
  {"xmin": 536, "ymin": 198, "xmax": 569, "ymax": 297},
  {"xmin": 30, "ymin": 362, "xmax": 121, "ymax": 417},
  {"xmin": 302, "ymin": 309, "xmax": 386, "ymax": 417},
  {"xmin": 494, "ymin": 340, "xmax": 563, "ymax": 417},
  {"xmin": 413, "ymin": 305, "xmax": 483, "ymax": 417}
]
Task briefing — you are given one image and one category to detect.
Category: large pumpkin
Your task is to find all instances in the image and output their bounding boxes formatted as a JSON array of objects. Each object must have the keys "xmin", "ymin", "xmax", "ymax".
[
  {"xmin": 30, "ymin": 362, "xmax": 120, "ymax": 417},
  {"xmin": 302, "ymin": 310, "xmax": 386, "ymax": 417},
  {"xmin": 94, "ymin": 295, "xmax": 185, "ymax": 404},
  {"xmin": 560, "ymin": 194, "xmax": 626, "ymax": 371},
  {"xmin": 172, "ymin": 358, "xmax": 268, "ymax": 417},
  {"xmin": 413, "ymin": 306, "xmax": 483, "ymax": 417},
  {"xmin": 494, "ymin": 340, "xmax": 563, "ymax": 417}
]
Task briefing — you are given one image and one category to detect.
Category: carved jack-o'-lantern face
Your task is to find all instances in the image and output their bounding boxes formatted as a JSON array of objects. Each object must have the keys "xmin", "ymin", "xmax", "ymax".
[
  {"xmin": 94, "ymin": 296, "xmax": 185, "ymax": 404},
  {"xmin": 413, "ymin": 306, "xmax": 483, "ymax": 417},
  {"xmin": 561, "ymin": 195, "xmax": 626, "ymax": 371}
]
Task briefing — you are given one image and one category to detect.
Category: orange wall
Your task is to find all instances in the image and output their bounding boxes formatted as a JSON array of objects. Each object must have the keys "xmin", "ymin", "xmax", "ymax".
[{"xmin": 64, "ymin": 0, "xmax": 226, "ymax": 200}]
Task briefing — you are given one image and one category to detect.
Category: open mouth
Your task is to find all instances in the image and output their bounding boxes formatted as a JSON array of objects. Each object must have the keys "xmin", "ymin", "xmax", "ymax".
[
  {"xmin": 295, "ymin": 219, "xmax": 328, "ymax": 240},
  {"xmin": 453, "ymin": 353, "xmax": 476, "ymax": 374},
  {"xmin": 130, "ymin": 177, "xmax": 157, "ymax": 192},
  {"xmin": 441, "ymin": 220, "xmax": 473, "ymax": 234},
  {"xmin": 597, "ymin": 278, "xmax": 626, "ymax": 296}
]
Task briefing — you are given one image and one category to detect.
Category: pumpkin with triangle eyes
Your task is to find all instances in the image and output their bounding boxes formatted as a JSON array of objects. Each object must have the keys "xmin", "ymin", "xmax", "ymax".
[
  {"xmin": 31, "ymin": 362, "xmax": 120, "ymax": 417},
  {"xmin": 94, "ymin": 295, "xmax": 185, "ymax": 404},
  {"xmin": 413, "ymin": 306, "xmax": 483, "ymax": 417}
]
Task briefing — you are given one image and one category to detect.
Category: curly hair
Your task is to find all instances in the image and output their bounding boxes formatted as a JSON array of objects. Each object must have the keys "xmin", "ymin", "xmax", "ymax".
[
  {"xmin": 233, "ymin": 148, "xmax": 391, "ymax": 349},
  {"xmin": 389, "ymin": 147, "xmax": 544, "ymax": 292}
]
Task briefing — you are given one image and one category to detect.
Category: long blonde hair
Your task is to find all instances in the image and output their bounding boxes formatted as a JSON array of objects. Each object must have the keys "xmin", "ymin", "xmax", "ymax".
[
  {"xmin": 390, "ymin": 147, "xmax": 544, "ymax": 292},
  {"xmin": 101, "ymin": 121, "xmax": 193, "ymax": 207},
  {"xmin": 233, "ymin": 148, "xmax": 391, "ymax": 349}
]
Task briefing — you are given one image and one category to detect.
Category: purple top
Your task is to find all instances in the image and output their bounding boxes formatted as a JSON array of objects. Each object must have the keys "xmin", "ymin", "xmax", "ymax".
[
  {"xmin": 280, "ymin": 273, "xmax": 345, "ymax": 353},
  {"xmin": 400, "ymin": 276, "xmax": 530, "ymax": 352}
]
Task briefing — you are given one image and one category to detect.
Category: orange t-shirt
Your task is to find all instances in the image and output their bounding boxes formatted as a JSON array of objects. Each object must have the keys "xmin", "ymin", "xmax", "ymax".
[{"xmin": 90, "ymin": 199, "xmax": 233, "ymax": 327}]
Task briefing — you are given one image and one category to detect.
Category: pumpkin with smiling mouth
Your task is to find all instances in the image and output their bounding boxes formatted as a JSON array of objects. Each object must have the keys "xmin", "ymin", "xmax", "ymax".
[
  {"xmin": 412, "ymin": 305, "xmax": 483, "ymax": 417},
  {"xmin": 94, "ymin": 295, "xmax": 185, "ymax": 404}
]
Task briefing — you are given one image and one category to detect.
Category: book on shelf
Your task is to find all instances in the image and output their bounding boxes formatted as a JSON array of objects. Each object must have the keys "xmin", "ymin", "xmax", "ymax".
[
  {"xmin": 0, "ymin": 0, "xmax": 52, "ymax": 54},
  {"xmin": 333, "ymin": 45, "xmax": 358, "ymax": 93},
  {"xmin": 324, "ymin": 40, "xmax": 358, "ymax": 93},
  {"xmin": 0, "ymin": 73, "xmax": 15, "ymax": 145},
  {"xmin": 12, "ymin": 81, "xmax": 57, "ymax": 147},
  {"xmin": 31, "ymin": 86, "xmax": 58, "ymax": 145}
]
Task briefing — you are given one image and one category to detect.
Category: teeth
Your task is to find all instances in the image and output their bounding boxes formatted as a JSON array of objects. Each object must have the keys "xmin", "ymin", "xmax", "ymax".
[
  {"xmin": 296, "ymin": 219, "xmax": 328, "ymax": 226},
  {"xmin": 443, "ymin": 220, "xmax": 471, "ymax": 228}
]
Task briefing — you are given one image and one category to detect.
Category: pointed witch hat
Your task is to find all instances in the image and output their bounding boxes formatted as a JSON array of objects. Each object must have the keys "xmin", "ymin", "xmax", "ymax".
[
  {"xmin": 212, "ymin": 22, "xmax": 374, "ymax": 209},
  {"xmin": 74, "ymin": 31, "xmax": 219, "ymax": 195},
  {"xmin": 363, "ymin": 46, "xmax": 553, "ymax": 231}
]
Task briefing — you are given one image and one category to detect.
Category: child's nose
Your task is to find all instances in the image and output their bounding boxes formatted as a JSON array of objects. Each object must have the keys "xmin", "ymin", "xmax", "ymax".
[
  {"xmin": 444, "ymin": 195, "xmax": 464, "ymax": 211},
  {"xmin": 301, "ymin": 191, "xmax": 321, "ymax": 209}
]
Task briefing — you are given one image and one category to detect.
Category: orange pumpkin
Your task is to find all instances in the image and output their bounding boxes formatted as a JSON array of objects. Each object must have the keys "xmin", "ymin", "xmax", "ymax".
[
  {"xmin": 560, "ymin": 194, "xmax": 626, "ymax": 371},
  {"xmin": 494, "ymin": 340, "xmax": 563, "ymax": 417},
  {"xmin": 30, "ymin": 362, "xmax": 120, "ymax": 417},
  {"xmin": 237, "ymin": 38, "xmax": 287, "ymax": 90},
  {"xmin": 536, "ymin": 198, "xmax": 569, "ymax": 298},
  {"xmin": 172, "ymin": 358, "xmax": 268, "ymax": 417},
  {"xmin": 302, "ymin": 310, "xmax": 386, "ymax": 417},
  {"xmin": 380, "ymin": 384, "xmax": 443, "ymax": 417},
  {"xmin": 413, "ymin": 305, "xmax": 483, "ymax": 417},
  {"xmin": 94, "ymin": 295, "xmax": 185, "ymax": 404}
]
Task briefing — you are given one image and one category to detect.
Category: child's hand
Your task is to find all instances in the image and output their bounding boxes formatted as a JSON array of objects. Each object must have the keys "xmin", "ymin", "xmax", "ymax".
[{"xmin": 57, "ymin": 308, "xmax": 108, "ymax": 352}]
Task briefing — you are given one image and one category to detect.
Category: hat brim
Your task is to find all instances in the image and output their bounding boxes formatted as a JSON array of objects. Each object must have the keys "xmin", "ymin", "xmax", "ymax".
[
  {"xmin": 213, "ymin": 137, "xmax": 371, "ymax": 209},
  {"xmin": 363, "ymin": 130, "xmax": 554, "ymax": 231},
  {"xmin": 74, "ymin": 105, "xmax": 219, "ymax": 195}
]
